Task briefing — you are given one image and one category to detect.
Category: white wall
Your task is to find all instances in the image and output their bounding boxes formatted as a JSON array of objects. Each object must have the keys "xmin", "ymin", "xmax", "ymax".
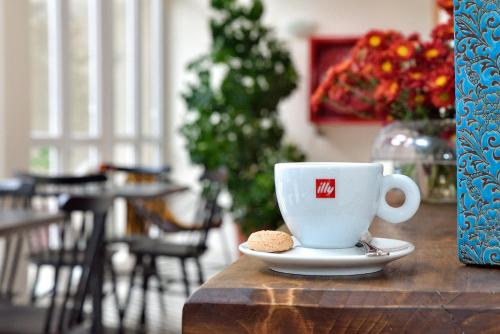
[
  {"xmin": 0, "ymin": 0, "xmax": 31, "ymax": 178},
  {"xmin": 168, "ymin": 0, "xmax": 435, "ymax": 180}
]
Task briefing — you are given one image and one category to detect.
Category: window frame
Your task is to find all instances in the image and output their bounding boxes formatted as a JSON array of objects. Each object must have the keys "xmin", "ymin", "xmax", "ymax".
[{"xmin": 30, "ymin": 0, "xmax": 166, "ymax": 173}]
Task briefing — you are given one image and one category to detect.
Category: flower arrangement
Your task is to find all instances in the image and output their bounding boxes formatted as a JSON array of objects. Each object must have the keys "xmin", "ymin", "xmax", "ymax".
[{"xmin": 311, "ymin": 0, "xmax": 454, "ymax": 121}]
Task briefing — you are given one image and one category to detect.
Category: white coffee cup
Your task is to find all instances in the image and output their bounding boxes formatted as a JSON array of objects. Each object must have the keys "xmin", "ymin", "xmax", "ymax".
[{"xmin": 275, "ymin": 162, "xmax": 420, "ymax": 249}]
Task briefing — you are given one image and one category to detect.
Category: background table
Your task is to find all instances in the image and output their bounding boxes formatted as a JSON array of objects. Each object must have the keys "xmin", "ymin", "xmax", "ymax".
[
  {"xmin": 183, "ymin": 204, "xmax": 500, "ymax": 333},
  {"xmin": 0, "ymin": 210, "xmax": 64, "ymax": 301},
  {"xmin": 0, "ymin": 210, "xmax": 64, "ymax": 236},
  {"xmin": 34, "ymin": 182, "xmax": 189, "ymax": 200}
]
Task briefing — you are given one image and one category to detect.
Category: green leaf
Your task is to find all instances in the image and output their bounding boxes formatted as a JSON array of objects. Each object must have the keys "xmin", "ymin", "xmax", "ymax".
[{"xmin": 248, "ymin": 0, "xmax": 264, "ymax": 21}]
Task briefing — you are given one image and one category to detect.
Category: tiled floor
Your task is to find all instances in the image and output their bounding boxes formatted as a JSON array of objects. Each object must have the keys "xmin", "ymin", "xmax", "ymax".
[{"xmin": 33, "ymin": 220, "xmax": 239, "ymax": 334}]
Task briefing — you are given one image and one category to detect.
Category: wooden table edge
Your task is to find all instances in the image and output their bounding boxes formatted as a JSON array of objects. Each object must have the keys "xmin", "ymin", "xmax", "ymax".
[{"xmin": 185, "ymin": 286, "xmax": 500, "ymax": 309}]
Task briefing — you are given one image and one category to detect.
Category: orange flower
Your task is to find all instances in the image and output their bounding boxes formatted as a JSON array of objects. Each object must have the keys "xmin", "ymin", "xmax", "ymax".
[
  {"xmin": 388, "ymin": 81, "xmax": 399, "ymax": 95},
  {"xmin": 311, "ymin": 69, "xmax": 337, "ymax": 113},
  {"xmin": 334, "ymin": 59, "xmax": 353, "ymax": 74},
  {"xmin": 359, "ymin": 63, "xmax": 374, "ymax": 76},
  {"xmin": 411, "ymin": 71, "xmax": 423, "ymax": 80},
  {"xmin": 434, "ymin": 75, "xmax": 449, "ymax": 88},
  {"xmin": 311, "ymin": 87, "xmax": 325, "ymax": 114},
  {"xmin": 425, "ymin": 48, "xmax": 439, "ymax": 59},
  {"xmin": 375, "ymin": 80, "xmax": 400, "ymax": 103},
  {"xmin": 323, "ymin": 66, "xmax": 337, "ymax": 83}
]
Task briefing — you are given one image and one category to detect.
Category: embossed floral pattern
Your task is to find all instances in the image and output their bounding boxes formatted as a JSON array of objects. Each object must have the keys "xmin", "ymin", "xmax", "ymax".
[{"xmin": 455, "ymin": 0, "xmax": 500, "ymax": 265}]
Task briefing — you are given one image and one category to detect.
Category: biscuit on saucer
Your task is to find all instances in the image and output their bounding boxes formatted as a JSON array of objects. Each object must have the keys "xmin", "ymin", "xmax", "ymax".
[{"xmin": 247, "ymin": 230, "xmax": 293, "ymax": 252}]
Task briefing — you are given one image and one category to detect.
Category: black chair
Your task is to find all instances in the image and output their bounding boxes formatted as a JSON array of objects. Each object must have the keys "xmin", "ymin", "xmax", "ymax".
[
  {"xmin": 0, "ymin": 178, "xmax": 34, "ymax": 208},
  {"xmin": 0, "ymin": 178, "xmax": 35, "ymax": 302},
  {"xmin": 0, "ymin": 195, "xmax": 113, "ymax": 334},
  {"xmin": 100, "ymin": 163, "xmax": 171, "ymax": 183},
  {"xmin": 103, "ymin": 164, "xmax": 231, "ymax": 265},
  {"xmin": 15, "ymin": 173, "xmax": 119, "ymax": 307},
  {"xmin": 100, "ymin": 163, "xmax": 173, "ymax": 243},
  {"xmin": 17, "ymin": 172, "xmax": 108, "ymax": 198},
  {"xmin": 121, "ymin": 168, "xmax": 226, "ymax": 328}
]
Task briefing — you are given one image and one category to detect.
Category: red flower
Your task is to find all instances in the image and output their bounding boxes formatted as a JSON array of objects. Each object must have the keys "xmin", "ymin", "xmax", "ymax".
[
  {"xmin": 428, "ymin": 68, "xmax": 454, "ymax": 92},
  {"xmin": 421, "ymin": 41, "xmax": 448, "ymax": 63},
  {"xmin": 310, "ymin": 3, "xmax": 456, "ymax": 121},
  {"xmin": 365, "ymin": 31, "xmax": 384, "ymax": 48},
  {"xmin": 408, "ymin": 33, "xmax": 421, "ymax": 43},
  {"xmin": 391, "ymin": 41, "xmax": 415, "ymax": 60},
  {"xmin": 357, "ymin": 30, "xmax": 405, "ymax": 51},
  {"xmin": 429, "ymin": 68, "xmax": 455, "ymax": 109},
  {"xmin": 431, "ymin": 20, "xmax": 454, "ymax": 42},
  {"xmin": 445, "ymin": 51, "xmax": 454, "ymax": 67},
  {"xmin": 373, "ymin": 52, "xmax": 400, "ymax": 79},
  {"xmin": 431, "ymin": 89, "xmax": 454, "ymax": 108},
  {"xmin": 402, "ymin": 68, "xmax": 426, "ymax": 89},
  {"xmin": 437, "ymin": 0, "xmax": 453, "ymax": 14}
]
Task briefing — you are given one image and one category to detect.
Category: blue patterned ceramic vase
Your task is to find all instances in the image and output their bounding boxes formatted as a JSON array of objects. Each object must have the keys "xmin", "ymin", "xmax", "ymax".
[{"xmin": 454, "ymin": 0, "xmax": 499, "ymax": 265}]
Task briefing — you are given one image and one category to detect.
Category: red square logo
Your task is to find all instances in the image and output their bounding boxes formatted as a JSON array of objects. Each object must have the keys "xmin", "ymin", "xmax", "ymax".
[{"xmin": 316, "ymin": 179, "xmax": 336, "ymax": 198}]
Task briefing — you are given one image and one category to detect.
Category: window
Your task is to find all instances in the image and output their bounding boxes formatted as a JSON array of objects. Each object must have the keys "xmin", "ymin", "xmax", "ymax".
[
  {"xmin": 30, "ymin": 0, "xmax": 51, "ymax": 137},
  {"xmin": 29, "ymin": 0, "xmax": 165, "ymax": 174}
]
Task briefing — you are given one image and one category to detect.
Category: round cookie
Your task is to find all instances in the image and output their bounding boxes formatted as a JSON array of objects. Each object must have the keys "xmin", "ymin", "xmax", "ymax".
[{"xmin": 247, "ymin": 230, "xmax": 294, "ymax": 253}]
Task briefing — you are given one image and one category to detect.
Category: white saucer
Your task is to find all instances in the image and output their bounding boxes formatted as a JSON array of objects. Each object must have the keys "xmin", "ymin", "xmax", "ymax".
[{"xmin": 239, "ymin": 237, "xmax": 414, "ymax": 276}]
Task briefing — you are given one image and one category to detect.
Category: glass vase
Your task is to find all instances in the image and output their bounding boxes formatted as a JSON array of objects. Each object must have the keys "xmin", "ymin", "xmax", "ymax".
[{"xmin": 371, "ymin": 119, "xmax": 456, "ymax": 203}]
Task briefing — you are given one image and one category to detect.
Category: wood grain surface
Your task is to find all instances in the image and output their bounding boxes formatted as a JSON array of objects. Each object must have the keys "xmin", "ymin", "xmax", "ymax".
[{"xmin": 183, "ymin": 204, "xmax": 500, "ymax": 334}]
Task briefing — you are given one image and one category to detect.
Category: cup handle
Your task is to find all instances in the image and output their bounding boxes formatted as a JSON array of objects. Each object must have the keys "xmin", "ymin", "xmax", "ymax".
[{"xmin": 376, "ymin": 174, "xmax": 421, "ymax": 224}]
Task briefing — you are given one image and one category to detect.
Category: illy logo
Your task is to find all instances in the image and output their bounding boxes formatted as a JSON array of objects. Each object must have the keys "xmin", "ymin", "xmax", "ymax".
[{"xmin": 316, "ymin": 179, "xmax": 336, "ymax": 198}]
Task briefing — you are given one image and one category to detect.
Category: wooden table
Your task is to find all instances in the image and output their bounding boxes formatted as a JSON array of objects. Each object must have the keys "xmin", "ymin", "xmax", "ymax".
[
  {"xmin": 0, "ymin": 210, "xmax": 64, "ymax": 237},
  {"xmin": 34, "ymin": 182, "xmax": 189, "ymax": 200},
  {"xmin": 0, "ymin": 179, "xmax": 23, "ymax": 195},
  {"xmin": 108, "ymin": 183, "xmax": 189, "ymax": 200},
  {"xmin": 0, "ymin": 210, "xmax": 64, "ymax": 301},
  {"xmin": 183, "ymin": 204, "xmax": 500, "ymax": 333}
]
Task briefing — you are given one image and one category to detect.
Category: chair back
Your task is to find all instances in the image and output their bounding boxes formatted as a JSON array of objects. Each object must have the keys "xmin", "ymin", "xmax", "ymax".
[
  {"xmin": 192, "ymin": 168, "xmax": 227, "ymax": 251},
  {"xmin": 0, "ymin": 178, "xmax": 35, "ymax": 209},
  {"xmin": 17, "ymin": 172, "xmax": 108, "ymax": 199},
  {"xmin": 14, "ymin": 173, "xmax": 109, "ymax": 258},
  {"xmin": 43, "ymin": 195, "xmax": 113, "ymax": 334},
  {"xmin": 100, "ymin": 163, "xmax": 171, "ymax": 182},
  {"xmin": 100, "ymin": 164, "xmax": 171, "ymax": 236},
  {"xmin": 0, "ymin": 178, "xmax": 35, "ymax": 300}
]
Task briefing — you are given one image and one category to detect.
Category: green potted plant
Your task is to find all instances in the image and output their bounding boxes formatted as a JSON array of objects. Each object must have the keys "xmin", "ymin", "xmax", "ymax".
[{"xmin": 181, "ymin": 0, "xmax": 304, "ymax": 236}]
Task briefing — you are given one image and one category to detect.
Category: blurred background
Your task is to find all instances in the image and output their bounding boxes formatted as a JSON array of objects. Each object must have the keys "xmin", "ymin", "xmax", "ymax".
[
  {"xmin": 0, "ymin": 0, "xmax": 454, "ymax": 333},
  {"xmin": 0, "ymin": 0, "xmax": 443, "ymax": 179}
]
